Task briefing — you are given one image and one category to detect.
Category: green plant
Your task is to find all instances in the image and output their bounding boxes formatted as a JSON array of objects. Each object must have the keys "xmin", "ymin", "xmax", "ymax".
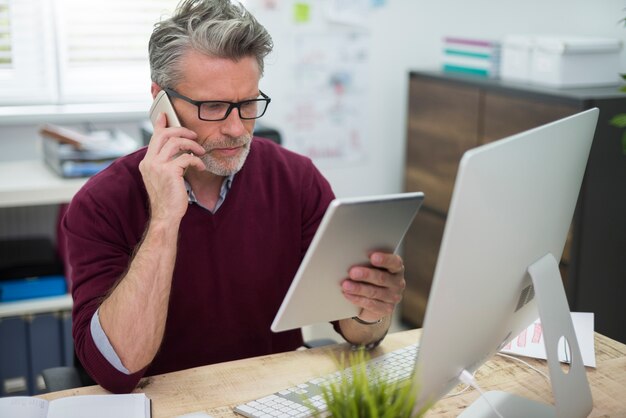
[
  {"xmin": 306, "ymin": 348, "xmax": 428, "ymax": 418},
  {"xmin": 610, "ymin": 15, "xmax": 626, "ymax": 155},
  {"xmin": 608, "ymin": 74, "xmax": 626, "ymax": 155}
]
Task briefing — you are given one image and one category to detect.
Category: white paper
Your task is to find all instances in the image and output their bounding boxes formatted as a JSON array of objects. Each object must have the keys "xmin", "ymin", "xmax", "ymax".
[
  {"xmin": 326, "ymin": 0, "xmax": 370, "ymax": 26},
  {"xmin": 286, "ymin": 32, "xmax": 370, "ymax": 164},
  {"xmin": 47, "ymin": 394, "xmax": 149, "ymax": 418},
  {"xmin": 500, "ymin": 312, "xmax": 596, "ymax": 368},
  {"xmin": 0, "ymin": 397, "xmax": 49, "ymax": 418}
]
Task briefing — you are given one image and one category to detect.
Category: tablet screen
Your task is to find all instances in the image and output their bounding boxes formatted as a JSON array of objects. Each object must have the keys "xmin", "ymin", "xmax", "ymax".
[{"xmin": 271, "ymin": 192, "xmax": 424, "ymax": 332}]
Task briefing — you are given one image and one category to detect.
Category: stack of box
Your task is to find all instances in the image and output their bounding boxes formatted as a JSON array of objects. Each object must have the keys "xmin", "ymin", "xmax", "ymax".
[
  {"xmin": 501, "ymin": 35, "xmax": 622, "ymax": 87},
  {"xmin": 442, "ymin": 37, "xmax": 501, "ymax": 78}
]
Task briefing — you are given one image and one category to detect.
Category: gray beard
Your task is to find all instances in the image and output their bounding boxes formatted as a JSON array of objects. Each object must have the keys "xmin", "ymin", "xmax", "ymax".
[{"xmin": 200, "ymin": 134, "xmax": 252, "ymax": 176}]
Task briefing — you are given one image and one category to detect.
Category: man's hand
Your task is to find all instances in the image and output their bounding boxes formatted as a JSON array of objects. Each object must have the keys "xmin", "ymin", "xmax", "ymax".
[
  {"xmin": 139, "ymin": 113, "xmax": 206, "ymax": 222},
  {"xmin": 341, "ymin": 252, "xmax": 406, "ymax": 322}
]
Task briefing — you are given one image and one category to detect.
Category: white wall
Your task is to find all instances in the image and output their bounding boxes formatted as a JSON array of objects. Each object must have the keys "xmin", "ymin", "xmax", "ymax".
[
  {"xmin": 258, "ymin": 0, "xmax": 626, "ymax": 199},
  {"xmin": 271, "ymin": 0, "xmax": 626, "ymax": 340}
]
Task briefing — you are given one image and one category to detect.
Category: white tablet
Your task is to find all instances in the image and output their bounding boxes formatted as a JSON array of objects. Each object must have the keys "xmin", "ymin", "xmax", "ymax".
[{"xmin": 271, "ymin": 192, "xmax": 424, "ymax": 332}]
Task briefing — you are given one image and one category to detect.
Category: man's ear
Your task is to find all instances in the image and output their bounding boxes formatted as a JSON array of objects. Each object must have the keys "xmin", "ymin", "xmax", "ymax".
[{"xmin": 151, "ymin": 82, "xmax": 162, "ymax": 99}]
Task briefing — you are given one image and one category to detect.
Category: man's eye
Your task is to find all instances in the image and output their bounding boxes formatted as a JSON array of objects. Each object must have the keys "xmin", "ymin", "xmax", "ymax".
[{"xmin": 204, "ymin": 103, "xmax": 227, "ymax": 112}]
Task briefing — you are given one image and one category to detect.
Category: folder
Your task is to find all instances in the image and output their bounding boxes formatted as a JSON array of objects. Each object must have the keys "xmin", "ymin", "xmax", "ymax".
[
  {"xmin": 28, "ymin": 313, "xmax": 64, "ymax": 394},
  {"xmin": 0, "ymin": 275, "xmax": 67, "ymax": 302},
  {"xmin": 0, "ymin": 317, "xmax": 30, "ymax": 396}
]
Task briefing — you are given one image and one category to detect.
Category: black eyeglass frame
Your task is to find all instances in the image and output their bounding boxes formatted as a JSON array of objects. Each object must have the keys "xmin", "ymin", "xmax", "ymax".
[{"xmin": 163, "ymin": 88, "xmax": 271, "ymax": 121}]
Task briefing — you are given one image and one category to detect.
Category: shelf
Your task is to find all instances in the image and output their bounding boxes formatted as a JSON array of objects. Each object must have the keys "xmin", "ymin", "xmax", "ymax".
[
  {"xmin": 412, "ymin": 70, "xmax": 626, "ymax": 101},
  {"xmin": 0, "ymin": 102, "xmax": 151, "ymax": 126},
  {"xmin": 0, "ymin": 160, "xmax": 88, "ymax": 208},
  {"xmin": 0, "ymin": 294, "xmax": 72, "ymax": 318}
]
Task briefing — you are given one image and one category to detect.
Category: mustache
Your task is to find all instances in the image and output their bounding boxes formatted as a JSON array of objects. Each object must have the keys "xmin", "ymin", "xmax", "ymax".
[{"xmin": 202, "ymin": 134, "xmax": 252, "ymax": 151}]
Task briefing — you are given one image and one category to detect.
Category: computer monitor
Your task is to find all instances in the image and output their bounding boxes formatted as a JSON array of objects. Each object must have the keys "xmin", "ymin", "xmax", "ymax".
[{"xmin": 412, "ymin": 108, "xmax": 599, "ymax": 417}]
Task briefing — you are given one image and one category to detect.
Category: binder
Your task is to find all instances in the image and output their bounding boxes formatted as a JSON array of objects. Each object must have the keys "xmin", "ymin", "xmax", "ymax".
[
  {"xmin": 61, "ymin": 311, "xmax": 74, "ymax": 367},
  {"xmin": 28, "ymin": 313, "xmax": 63, "ymax": 394},
  {"xmin": 0, "ymin": 316, "xmax": 30, "ymax": 396}
]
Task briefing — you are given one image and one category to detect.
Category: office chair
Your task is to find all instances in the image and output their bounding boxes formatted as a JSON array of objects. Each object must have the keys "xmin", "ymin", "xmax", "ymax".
[
  {"xmin": 41, "ymin": 367, "xmax": 83, "ymax": 392},
  {"xmin": 42, "ymin": 351, "xmax": 96, "ymax": 392}
]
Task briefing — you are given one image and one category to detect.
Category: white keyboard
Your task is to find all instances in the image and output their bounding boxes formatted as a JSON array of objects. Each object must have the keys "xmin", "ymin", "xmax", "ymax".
[{"xmin": 234, "ymin": 343, "xmax": 419, "ymax": 418}]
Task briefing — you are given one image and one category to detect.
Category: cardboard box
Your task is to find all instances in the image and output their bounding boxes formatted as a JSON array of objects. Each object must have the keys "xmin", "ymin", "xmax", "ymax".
[
  {"xmin": 530, "ymin": 36, "xmax": 622, "ymax": 87},
  {"xmin": 502, "ymin": 36, "xmax": 622, "ymax": 87},
  {"xmin": 501, "ymin": 35, "xmax": 534, "ymax": 82}
]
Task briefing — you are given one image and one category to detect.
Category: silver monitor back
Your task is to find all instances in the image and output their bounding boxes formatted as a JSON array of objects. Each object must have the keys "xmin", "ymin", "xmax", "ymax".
[{"xmin": 413, "ymin": 108, "xmax": 599, "ymax": 416}]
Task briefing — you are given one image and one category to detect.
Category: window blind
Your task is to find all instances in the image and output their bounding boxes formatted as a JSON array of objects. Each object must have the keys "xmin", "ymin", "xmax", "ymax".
[
  {"xmin": 0, "ymin": 0, "xmax": 57, "ymax": 105},
  {"xmin": 0, "ymin": 1, "xmax": 11, "ymax": 67},
  {"xmin": 55, "ymin": 0, "xmax": 179, "ymax": 103},
  {"xmin": 0, "ymin": 0, "xmax": 178, "ymax": 105}
]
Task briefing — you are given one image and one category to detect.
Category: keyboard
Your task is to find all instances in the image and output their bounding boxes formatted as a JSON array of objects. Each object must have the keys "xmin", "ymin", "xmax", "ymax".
[{"xmin": 234, "ymin": 343, "xmax": 419, "ymax": 418}]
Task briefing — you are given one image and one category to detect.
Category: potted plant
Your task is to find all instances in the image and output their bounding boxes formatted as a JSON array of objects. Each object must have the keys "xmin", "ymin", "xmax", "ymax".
[
  {"xmin": 609, "ymin": 76, "xmax": 626, "ymax": 155},
  {"xmin": 305, "ymin": 348, "xmax": 430, "ymax": 418},
  {"xmin": 609, "ymin": 15, "xmax": 626, "ymax": 155}
]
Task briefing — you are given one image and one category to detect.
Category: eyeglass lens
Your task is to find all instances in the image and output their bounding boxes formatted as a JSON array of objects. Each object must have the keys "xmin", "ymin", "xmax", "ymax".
[{"xmin": 199, "ymin": 99, "xmax": 267, "ymax": 121}]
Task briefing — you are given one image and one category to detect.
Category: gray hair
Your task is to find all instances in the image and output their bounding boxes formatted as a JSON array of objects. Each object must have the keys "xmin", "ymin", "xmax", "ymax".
[{"xmin": 149, "ymin": 0, "xmax": 273, "ymax": 88}]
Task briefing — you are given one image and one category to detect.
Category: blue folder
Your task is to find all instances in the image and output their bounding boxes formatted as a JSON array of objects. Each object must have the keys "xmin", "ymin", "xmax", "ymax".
[{"xmin": 0, "ymin": 275, "xmax": 67, "ymax": 302}]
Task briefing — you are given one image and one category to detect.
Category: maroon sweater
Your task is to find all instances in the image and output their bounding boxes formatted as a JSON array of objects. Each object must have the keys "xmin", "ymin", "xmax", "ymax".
[{"xmin": 62, "ymin": 137, "xmax": 335, "ymax": 393}]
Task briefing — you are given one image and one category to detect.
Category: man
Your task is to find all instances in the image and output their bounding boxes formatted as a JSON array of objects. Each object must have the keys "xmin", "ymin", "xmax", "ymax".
[{"xmin": 63, "ymin": 0, "xmax": 406, "ymax": 394}]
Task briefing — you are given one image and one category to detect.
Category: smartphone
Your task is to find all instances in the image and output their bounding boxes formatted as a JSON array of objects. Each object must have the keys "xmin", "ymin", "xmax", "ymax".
[
  {"xmin": 149, "ymin": 90, "xmax": 194, "ymax": 174},
  {"xmin": 149, "ymin": 90, "xmax": 182, "ymax": 128}
]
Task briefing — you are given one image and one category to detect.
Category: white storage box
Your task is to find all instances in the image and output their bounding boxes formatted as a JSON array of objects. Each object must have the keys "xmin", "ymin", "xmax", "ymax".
[
  {"xmin": 501, "ymin": 35, "xmax": 534, "ymax": 82},
  {"xmin": 530, "ymin": 36, "xmax": 622, "ymax": 87}
]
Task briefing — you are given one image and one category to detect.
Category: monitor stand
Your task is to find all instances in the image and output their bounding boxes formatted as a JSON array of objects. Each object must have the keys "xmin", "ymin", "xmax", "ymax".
[{"xmin": 458, "ymin": 253, "xmax": 593, "ymax": 418}]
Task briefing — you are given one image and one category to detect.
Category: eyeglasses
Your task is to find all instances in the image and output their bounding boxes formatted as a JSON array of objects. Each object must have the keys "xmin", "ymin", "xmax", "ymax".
[{"xmin": 164, "ymin": 88, "xmax": 271, "ymax": 121}]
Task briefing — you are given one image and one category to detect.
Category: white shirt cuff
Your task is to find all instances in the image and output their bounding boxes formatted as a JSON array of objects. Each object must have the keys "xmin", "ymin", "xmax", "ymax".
[{"xmin": 90, "ymin": 308, "xmax": 131, "ymax": 375}]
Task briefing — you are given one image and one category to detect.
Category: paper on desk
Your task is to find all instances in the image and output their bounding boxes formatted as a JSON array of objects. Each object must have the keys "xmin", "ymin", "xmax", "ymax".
[{"xmin": 500, "ymin": 312, "xmax": 595, "ymax": 368}]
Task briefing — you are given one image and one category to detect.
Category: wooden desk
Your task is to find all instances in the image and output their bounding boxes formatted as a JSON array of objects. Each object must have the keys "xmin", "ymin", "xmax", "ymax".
[{"xmin": 40, "ymin": 329, "xmax": 626, "ymax": 417}]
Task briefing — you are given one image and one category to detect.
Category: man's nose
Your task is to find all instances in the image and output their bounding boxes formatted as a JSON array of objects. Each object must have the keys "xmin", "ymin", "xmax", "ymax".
[{"xmin": 220, "ymin": 107, "xmax": 248, "ymax": 137}]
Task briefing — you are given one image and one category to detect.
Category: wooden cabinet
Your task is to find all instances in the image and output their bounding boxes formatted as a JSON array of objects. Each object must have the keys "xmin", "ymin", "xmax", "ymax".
[
  {"xmin": 405, "ymin": 79, "xmax": 480, "ymax": 215},
  {"xmin": 402, "ymin": 71, "xmax": 626, "ymax": 344}
]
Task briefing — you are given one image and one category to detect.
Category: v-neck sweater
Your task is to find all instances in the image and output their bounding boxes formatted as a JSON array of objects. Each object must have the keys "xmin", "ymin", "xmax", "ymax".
[{"xmin": 62, "ymin": 137, "xmax": 335, "ymax": 393}]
